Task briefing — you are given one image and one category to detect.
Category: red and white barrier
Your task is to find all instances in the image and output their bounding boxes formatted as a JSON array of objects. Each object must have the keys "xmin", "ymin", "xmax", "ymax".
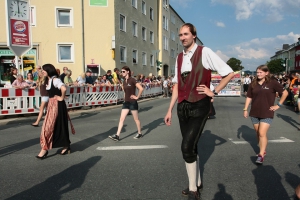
[{"xmin": 0, "ymin": 85, "xmax": 162, "ymax": 116}]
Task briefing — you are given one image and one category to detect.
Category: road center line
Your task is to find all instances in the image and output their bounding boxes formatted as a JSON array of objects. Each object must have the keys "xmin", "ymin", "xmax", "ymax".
[
  {"xmin": 228, "ymin": 137, "xmax": 294, "ymax": 144},
  {"xmin": 97, "ymin": 145, "xmax": 168, "ymax": 150}
]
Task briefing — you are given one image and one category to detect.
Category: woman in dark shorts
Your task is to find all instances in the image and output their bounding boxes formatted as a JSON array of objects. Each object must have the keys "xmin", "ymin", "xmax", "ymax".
[
  {"xmin": 109, "ymin": 66, "xmax": 144, "ymax": 141},
  {"xmin": 243, "ymin": 65, "xmax": 288, "ymax": 164}
]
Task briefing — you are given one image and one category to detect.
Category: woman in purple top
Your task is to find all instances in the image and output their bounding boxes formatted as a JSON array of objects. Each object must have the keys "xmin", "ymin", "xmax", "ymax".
[
  {"xmin": 243, "ymin": 65, "xmax": 288, "ymax": 164},
  {"xmin": 109, "ymin": 66, "xmax": 144, "ymax": 141}
]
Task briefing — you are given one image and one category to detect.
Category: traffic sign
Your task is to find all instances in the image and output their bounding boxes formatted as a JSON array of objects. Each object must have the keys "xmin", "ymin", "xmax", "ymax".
[{"xmin": 5, "ymin": 0, "xmax": 32, "ymax": 57}]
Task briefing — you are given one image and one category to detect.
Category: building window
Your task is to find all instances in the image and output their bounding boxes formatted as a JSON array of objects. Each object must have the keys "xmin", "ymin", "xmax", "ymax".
[
  {"xmin": 30, "ymin": 6, "xmax": 36, "ymax": 26},
  {"xmin": 56, "ymin": 8, "xmax": 73, "ymax": 27},
  {"xmin": 120, "ymin": 46, "xmax": 127, "ymax": 62},
  {"xmin": 57, "ymin": 44, "xmax": 74, "ymax": 63},
  {"xmin": 142, "ymin": 27, "xmax": 146, "ymax": 41},
  {"xmin": 133, "ymin": 50, "xmax": 138, "ymax": 64},
  {"xmin": 120, "ymin": 14, "xmax": 126, "ymax": 31},
  {"xmin": 171, "ymin": 15, "xmax": 176, "ymax": 24},
  {"xmin": 132, "ymin": 0, "xmax": 137, "ymax": 8},
  {"xmin": 150, "ymin": 7, "xmax": 154, "ymax": 20},
  {"xmin": 142, "ymin": 52, "xmax": 147, "ymax": 65},
  {"xmin": 150, "ymin": 54, "xmax": 154, "ymax": 66},
  {"xmin": 171, "ymin": 49, "xmax": 175, "ymax": 58},
  {"xmin": 163, "ymin": 0, "xmax": 168, "ymax": 9},
  {"xmin": 171, "ymin": 31, "xmax": 175, "ymax": 41},
  {"xmin": 163, "ymin": 36, "xmax": 168, "ymax": 50},
  {"xmin": 150, "ymin": 31, "xmax": 154, "ymax": 43},
  {"xmin": 163, "ymin": 16, "xmax": 168, "ymax": 30},
  {"xmin": 142, "ymin": 1, "xmax": 146, "ymax": 15},
  {"xmin": 132, "ymin": 21, "xmax": 137, "ymax": 36}
]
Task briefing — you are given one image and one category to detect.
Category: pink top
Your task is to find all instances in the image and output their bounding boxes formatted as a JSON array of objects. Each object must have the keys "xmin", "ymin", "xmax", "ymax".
[{"xmin": 12, "ymin": 80, "xmax": 30, "ymax": 88}]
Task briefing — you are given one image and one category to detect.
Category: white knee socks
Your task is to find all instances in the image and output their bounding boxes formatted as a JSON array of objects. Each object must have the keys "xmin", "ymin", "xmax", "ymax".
[{"xmin": 185, "ymin": 156, "xmax": 201, "ymax": 192}]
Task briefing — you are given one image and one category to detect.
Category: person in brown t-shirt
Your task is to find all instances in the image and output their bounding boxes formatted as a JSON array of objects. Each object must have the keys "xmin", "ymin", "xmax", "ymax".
[
  {"xmin": 243, "ymin": 65, "xmax": 288, "ymax": 164},
  {"xmin": 109, "ymin": 66, "xmax": 144, "ymax": 141}
]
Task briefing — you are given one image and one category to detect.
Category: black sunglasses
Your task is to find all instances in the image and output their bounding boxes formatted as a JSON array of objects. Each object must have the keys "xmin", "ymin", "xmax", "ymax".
[{"xmin": 121, "ymin": 71, "xmax": 126, "ymax": 73}]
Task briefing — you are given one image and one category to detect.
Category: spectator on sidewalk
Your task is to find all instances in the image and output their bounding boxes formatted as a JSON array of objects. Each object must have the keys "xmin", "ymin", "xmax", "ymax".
[
  {"xmin": 76, "ymin": 72, "xmax": 86, "ymax": 86},
  {"xmin": 33, "ymin": 65, "xmax": 41, "ymax": 81},
  {"xmin": 64, "ymin": 70, "xmax": 74, "ymax": 86},
  {"xmin": 112, "ymin": 68, "xmax": 120, "ymax": 84},
  {"xmin": 25, "ymin": 72, "xmax": 36, "ymax": 87},
  {"xmin": 12, "ymin": 74, "xmax": 30, "ymax": 89},
  {"xmin": 85, "ymin": 69, "xmax": 94, "ymax": 86},
  {"xmin": 10, "ymin": 67, "xmax": 18, "ymax": 84},
  {"xmin": 60, "ymin": 67, "xmax": 68, "ymax": 82},
  {"xmin": 106, "ymin": 70, "xmax": 113, "ymax": 84},
  {"xmin": 163, "ymin": 78, "xmax": 169, "ymax": 98}
]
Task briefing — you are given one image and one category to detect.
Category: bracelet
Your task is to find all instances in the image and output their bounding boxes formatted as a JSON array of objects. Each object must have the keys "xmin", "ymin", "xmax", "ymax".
[
  {"xmin": 243, "ymin": 108, "xmax": 247, "ymax": 111},
  {"xmin": 277, "ymin": 102, "xmax": 282, "ymax": 107}
]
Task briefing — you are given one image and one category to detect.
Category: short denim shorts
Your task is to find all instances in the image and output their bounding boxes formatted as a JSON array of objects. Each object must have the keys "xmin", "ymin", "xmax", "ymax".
[
  {"xmin": 122, "ymin": 101, "xmax": 138, "ymax": 110},
  {"xmin": 41, "ymin": 96, "xmax": 49, "ymax": 102},
  {"xmin": 250, "ymin": 117, "xmax": 273, "ymax": 125}
]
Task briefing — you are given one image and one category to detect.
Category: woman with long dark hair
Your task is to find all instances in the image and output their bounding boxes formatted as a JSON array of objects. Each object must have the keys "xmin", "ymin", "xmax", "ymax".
[
  {"xmin": 10, "ymin": 67, "xmax": 17, "ymax": 84},
  {"xmin": 243, "ymin": 65, "xmax": 288, "ymax": 164},
  {"xmin": 36, "ymin": 64, "xmax": 75, "ymax": 159},
  {"xmin": 108, "ymin": 66, "xmax": 144, "ymax": 141}
]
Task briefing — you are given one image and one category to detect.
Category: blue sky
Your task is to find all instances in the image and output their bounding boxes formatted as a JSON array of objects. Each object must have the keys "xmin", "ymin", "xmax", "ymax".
[{"xmin": 170, "ymin": 0, "xmax": 300, "ymax": 71}]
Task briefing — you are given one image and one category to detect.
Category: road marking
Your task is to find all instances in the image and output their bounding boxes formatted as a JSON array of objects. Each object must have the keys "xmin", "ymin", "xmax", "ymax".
[
  {"xmin": 97, "ymin": 145, "xmax": 168, "ymax": 150},
  {"xmin": 228, "ymin": 137, "xmax": 294, "ymax": 144}
]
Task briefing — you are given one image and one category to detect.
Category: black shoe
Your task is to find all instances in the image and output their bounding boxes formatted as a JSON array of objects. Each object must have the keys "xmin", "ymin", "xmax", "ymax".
[
  {"xmin": 109, "ymin": 134, "xmax": 120, "ymax": 141},
  {"xmin": 133, "ymin": 133, "xmax": 143, "ymax": 139},
  {"xmin": 36, "ymin": 151, "xmax": 48, "ymax": 160},
  {"xmin": 182, "ymin": 184, "xmax": 203, "ymax": 196},
  {"xmin": 31, "ymin": 123, "xmax": 39, "ymax": 127},
  {"xmin": 61, "ymin": 147, "xmax": 71, "ymax": 155},
  {"xmin": 188, "ymin": 191, "xmax": 201, "ymax": 200}
]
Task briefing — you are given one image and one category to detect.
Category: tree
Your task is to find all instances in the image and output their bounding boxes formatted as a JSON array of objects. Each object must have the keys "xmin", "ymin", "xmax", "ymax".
[
  {"xmin": 226, "ymin": 57, "xmax": 244, "ymax": 71},
  {"xmin": 266, "ymin": 59, "xmax": 285, "ymax": 74}
]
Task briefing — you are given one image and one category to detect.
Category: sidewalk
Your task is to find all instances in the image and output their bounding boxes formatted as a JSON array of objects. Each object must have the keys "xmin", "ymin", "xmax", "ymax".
[{"xmin": 0, "ymin": 96, "xmax": 162, "ymax": 126}]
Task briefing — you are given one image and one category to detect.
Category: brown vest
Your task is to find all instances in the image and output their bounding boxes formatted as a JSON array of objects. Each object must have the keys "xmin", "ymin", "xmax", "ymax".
[{"xmin": 177, "ymin": 46, "xmax": 211, "ymax": 103}]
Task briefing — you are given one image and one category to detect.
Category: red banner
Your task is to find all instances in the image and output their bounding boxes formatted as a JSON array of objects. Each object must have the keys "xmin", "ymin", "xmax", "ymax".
[{"xmin": 10, "ymin": 19, "xmax": 30, "ymax": 46}]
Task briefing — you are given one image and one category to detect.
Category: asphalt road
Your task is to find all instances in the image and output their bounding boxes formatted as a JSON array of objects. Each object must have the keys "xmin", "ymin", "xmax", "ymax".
[{"xmin": 0, "ymin": 96, "xmax": 300, "ymax": 200}]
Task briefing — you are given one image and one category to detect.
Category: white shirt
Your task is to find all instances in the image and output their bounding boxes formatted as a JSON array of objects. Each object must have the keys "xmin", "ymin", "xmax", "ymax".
[
  {"xmin": 163, "ymin": 80, "xmax": 168, "ymax": 88},
  {"xmin": 244, "ymin": 77, "xmax": 251, "ymax": 84},
  {"xmin": 172, "ymin": 44, "xmax": 233, "ymax": 83},
  {"xmin": 46, "ymin": 77, "xmax": 65, "ymax": 90},
  {"xmin": 76, "ymin": 76, "xmax": 86, "ymax": 85}
]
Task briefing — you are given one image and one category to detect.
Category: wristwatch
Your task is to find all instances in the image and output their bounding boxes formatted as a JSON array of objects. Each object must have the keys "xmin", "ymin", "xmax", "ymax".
[{"xmin": 213, "ymin": 90, "xmax": 218, "ymax": 95}]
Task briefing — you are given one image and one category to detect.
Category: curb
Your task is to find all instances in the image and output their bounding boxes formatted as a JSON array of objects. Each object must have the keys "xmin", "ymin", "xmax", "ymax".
[{"xmin": 0, "ymin": 96, "xmax": 163, "ymax": 126}]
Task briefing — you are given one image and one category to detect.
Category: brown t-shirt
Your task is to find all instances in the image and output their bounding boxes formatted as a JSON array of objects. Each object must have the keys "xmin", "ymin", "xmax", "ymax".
[
  {"xmin": 123, "ymin": 77, "xmax": 137, "ymax": 102},
  {"xmin": 247, "ymin": 79, "xmax": 284, "ymax": 118}
]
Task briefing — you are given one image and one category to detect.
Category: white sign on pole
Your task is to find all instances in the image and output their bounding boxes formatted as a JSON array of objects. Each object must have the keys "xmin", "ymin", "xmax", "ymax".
[{"xmin": 5, "ymin": 0, "xmax": 32, "ymax": 57}]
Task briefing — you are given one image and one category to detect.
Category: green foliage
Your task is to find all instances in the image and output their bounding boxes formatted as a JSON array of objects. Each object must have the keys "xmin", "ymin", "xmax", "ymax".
[
  {"xmin": 266, "ymin": 59, "xmax": 285, "ymax": 74},
  {"xmin": 226, "ymin": 57, "xmax": 244, "ymax": 71}
]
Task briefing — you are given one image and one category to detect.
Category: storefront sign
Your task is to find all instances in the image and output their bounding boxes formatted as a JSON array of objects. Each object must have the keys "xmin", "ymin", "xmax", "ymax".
[
  {"xmin": 211, "ymin": 71, "xmax": 241, "ymax": 96},
  {"xmin": 10, "ymin": 19, "xmax": 30, "ymax": 46},
  {"xmin": 0, "ymin": 49, "xmax": 36, "ymax": 56},
  {"xmin": 90, "ymin": 0, "xmax": 108, "ymax": 6}
]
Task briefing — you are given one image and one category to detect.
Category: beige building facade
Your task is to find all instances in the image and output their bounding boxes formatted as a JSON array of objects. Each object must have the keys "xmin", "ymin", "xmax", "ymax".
[{"xmin": 0, "ymin": 0, "xmax": 203, "ymax": 85}]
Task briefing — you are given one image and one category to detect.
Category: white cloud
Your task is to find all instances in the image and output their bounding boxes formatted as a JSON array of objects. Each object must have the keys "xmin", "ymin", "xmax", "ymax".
[
  {"xmin": 217, "ymin": 32, "xmax": 300, "ymax": 70},
  {"xmin": 216, "ymin": 21, "xmax": 225, "ymax": 27},
  {"xmin": 215, "ymin": 50, "xmax": 230, "ymax": 62},
  {"xmin": 211, "ymin": 0, "xmax": 300, "ymax": 22}
]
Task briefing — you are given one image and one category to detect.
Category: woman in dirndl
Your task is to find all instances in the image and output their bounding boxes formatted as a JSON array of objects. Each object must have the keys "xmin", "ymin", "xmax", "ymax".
[{"xmin": 36, "ymin": 64, "xmax": 75, "ymax": 159}]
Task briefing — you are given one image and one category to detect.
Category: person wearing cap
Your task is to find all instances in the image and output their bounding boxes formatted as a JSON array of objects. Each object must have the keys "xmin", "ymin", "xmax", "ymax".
[{"xmin": 85, "ymin": 69, "xmax": 94, "ymax": 86}]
